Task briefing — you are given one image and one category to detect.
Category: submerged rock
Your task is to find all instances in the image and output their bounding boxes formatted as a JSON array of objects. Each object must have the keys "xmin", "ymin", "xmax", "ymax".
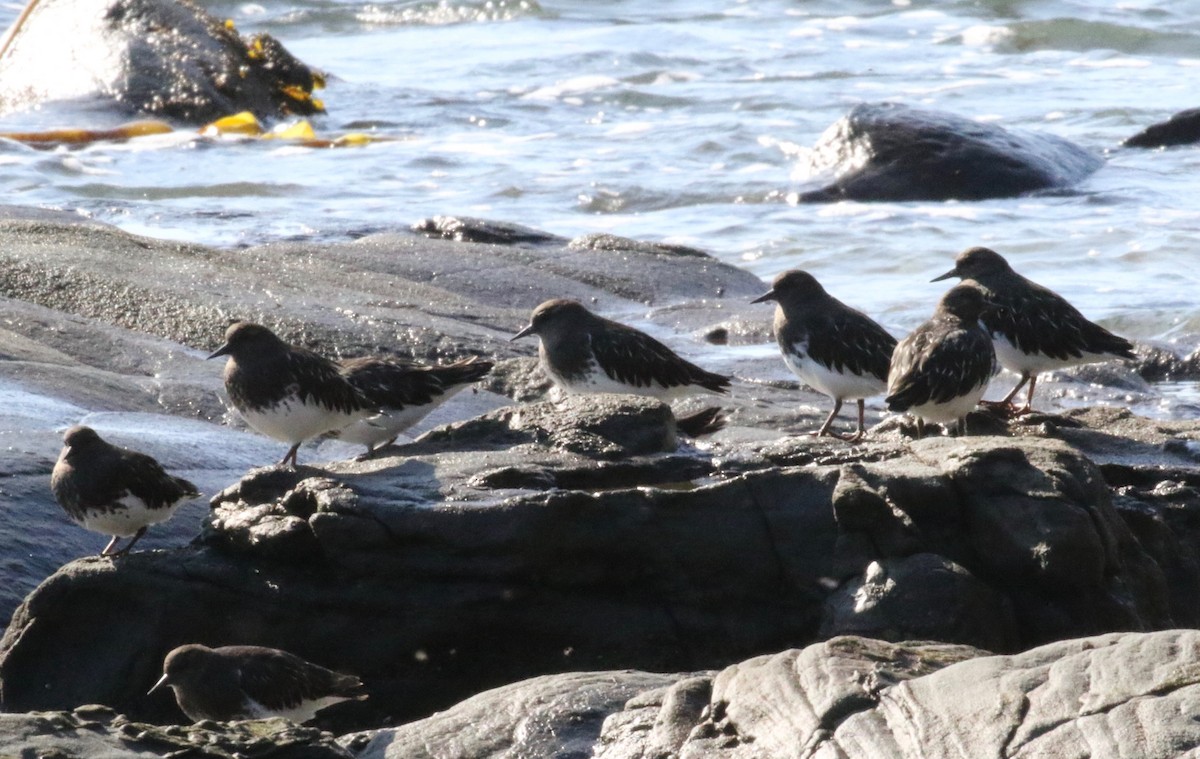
[
  {"xmin": 0, "ymin": 0, "xmax": 323, "ymax": 123},
  {"xmin": 1123, "ymin": 107, "xmax": 1200, "ymax": 148},
  {"xmin": 797, "ymin": 102, "xmax": 1104, "ymax": 202}
]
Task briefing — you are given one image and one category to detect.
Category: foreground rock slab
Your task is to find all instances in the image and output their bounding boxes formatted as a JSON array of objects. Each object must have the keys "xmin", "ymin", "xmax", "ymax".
[{"xmin": 348, "ymin": 630, "xmax": 1200, "ymax": 759}]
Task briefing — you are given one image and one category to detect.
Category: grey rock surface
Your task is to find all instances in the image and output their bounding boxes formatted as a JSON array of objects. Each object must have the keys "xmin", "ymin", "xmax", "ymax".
[
  {"xmin": 0, "ymin": 207, "xmax": 762, "ymax": 361},
  {"xmin": 348, "ymin": 630, "xmax": 1200, "ymax": 759}
]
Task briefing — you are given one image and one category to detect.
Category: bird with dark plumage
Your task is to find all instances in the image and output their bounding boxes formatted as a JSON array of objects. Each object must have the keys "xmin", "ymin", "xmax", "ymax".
[
  {"xmin": 334, "ymin": 355, "xmax": 493, "ymax": 455},
  {"xmin": 752, "ymin": 270, "xmax": 897, "ymax": 441},
  {"xmin": 207, "ymin": 321, "xmax": 378, "ymax": 467},
  {"xmin": 149, "ymin": 643, "xmax": 367, "ymax": 723},
  {"xmin": 933, "ymin": 246, "xmax": 1136, "ymax": 415},
  {"xmin": 512, "ymin": 299, "xmax": 731, "ymax": 434},
  {"xmin": 50, "ymin": 425, "xmax": 199, "ymax": 557},
  {"xmin": 886, "ymin": 283, "xmax": 998, "ymax": 438}
]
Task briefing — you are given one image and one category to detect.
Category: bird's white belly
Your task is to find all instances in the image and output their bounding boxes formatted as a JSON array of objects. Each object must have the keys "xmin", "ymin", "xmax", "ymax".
[
  {"xmin": 80, "ymin": 494, "xmax": 185, "ymax": 537},
  {"xmin": 338, "ymin": 388, "xmax": 466, "ymax": 447},
  {"xmin": 244, "ymin": 695, "xmax": 351, "ymax": 724},
  {"xmin": 991, "ymin": 334, "xmax": 1109, "ymax": 375},
  {"xmin": 547, "ymin": 360, "xmax": 697, "ymax": 402},
  {"xmin": 783, "ymin": 347, "xmax": 885, "ymax": 401},
  {"xmin": 904, "ymin": 382, "xmax": 989, "ymax": 424},
  {"xmin": 241, "ymin": 397, "xmax": 364, "ymax": 444}
]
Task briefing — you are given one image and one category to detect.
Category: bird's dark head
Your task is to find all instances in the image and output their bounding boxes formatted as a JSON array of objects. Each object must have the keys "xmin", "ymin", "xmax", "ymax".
[
  {"xmin": 937, "ymin": 283, "xmax": 990, "ymax": 322},
  {"xmin": 751, "ymin": 269, "xmax": 827, "ymax": 305},
  {"xmin": 207, "ymin": 321, "xmax": 285, "ymax": 360},
  {"xmin": 932, "ymin": 246, "xmax": 1012, "ymax": 283},
  {"xmin": 61, "ymin": 425, "xmax": 103, "ymax": 453},
  {"xmin": 150, "ymin": 644, "xmax": 213, "ymax": 693},
  {"xmin": 511, "ymin": 299, "xmax": 591, "ymax": 342}
]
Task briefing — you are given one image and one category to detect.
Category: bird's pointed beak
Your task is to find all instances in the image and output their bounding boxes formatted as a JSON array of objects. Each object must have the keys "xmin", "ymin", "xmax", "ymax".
[
  {"xmin": 511, "ymin": 324, "xmax": 535, "ymax": 342},
  {"xmin": 206, "ymin": 342, "xmax": 232, "ymax": 360},
  {"xmin": 750, "ymin": 288, "xmax": 777, "ymax": 304},
  {"xmin": 147, "ymin": 673, "xmax": 170, "ymax": 696},
  {"xmin": 931, "ymin": 267, "xmax": 959, "ymax": 283}
]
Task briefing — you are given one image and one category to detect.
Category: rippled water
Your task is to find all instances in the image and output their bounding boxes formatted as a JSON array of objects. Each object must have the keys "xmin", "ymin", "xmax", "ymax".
[{"xmin": 1, "ymin": 0, "xmax": 1199, "ymax": 344}]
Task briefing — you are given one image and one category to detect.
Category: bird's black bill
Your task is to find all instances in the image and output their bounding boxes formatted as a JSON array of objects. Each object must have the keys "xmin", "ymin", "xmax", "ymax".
[
  {"xmin": 206, "ymin": 343, "xmax": 232, "ymax": 360},
  {"xmin": 930, "ymin": 268, "xmax": 959, "ymax": 283},
  {"xmin": 750, "ymin": 289, "xmax": 777, "ymax": 304},
  {"xmin": 511, "ymin": 325, "xmax": 535, "ymax": 341}
]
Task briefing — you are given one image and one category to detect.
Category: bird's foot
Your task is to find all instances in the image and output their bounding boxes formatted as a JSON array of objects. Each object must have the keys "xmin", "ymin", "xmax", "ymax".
[
  {"xmin": 979, "ymin": 399, "xmax": 1029, "ymax": 419},
  {"xmin": 813, "ymin": 429, "xmax": 864, "ymax": 443}
]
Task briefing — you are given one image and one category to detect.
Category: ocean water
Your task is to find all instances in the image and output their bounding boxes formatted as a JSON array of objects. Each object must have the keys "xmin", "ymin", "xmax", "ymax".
[{"xmin": 0, "ymin": 0, "xmax": 1198, "ymax": 364}]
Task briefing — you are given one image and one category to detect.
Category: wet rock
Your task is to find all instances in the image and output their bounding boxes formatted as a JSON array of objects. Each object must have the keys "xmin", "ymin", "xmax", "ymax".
[
  {"xmin": 0, "ymin": 0, "xmax": 323, "ymax": 123},
  {"xmin": 0, "ymin": 207, "xmax": 761, "ymax": 361},
  {"xmin": 797, "ymin": 102, "xmax": 1104, "ymax": 202},
  {"xmin": 1132, "ymin": 340, "xmax": 1200, "ymax": 382},
  {"xmin": 1123, "ymin": 107, "xmax": 1200, "ymax": 148}
]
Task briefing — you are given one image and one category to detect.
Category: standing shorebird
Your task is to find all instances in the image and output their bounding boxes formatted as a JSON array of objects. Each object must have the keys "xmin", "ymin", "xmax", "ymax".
[
  {"xmin": 512, "ymin": 299, "xmax": 731, "ymax": 434},
  {"xmin": 149, "ymin": 643, "xmax": 367, "ymax": 723},
  {"xmin": 752, "ymin": 270, "xmax": 897, "ymax": 441},
  {"xmin": 335, "ymin": 355, "xmax": 493, "ymax": 455},
  {"xmin": 50, "ymin": 425, "xmax": 199, "ymax": 557},
  {"xmin": 208, "ymin": 321, "xmax": 378, "ymax": 467},
  {"xmin": 933, "ymin": 246, "xmax": 1136, "ymax": 414},
  {"xmin": 886, "ymin": 284, "xmax": 998, "ymax": 438}
]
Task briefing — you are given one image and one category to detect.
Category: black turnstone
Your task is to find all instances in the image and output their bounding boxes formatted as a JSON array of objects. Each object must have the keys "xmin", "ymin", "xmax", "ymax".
[
  {"xmin": 149, "ymin": 643, "xmax": 366, "ymax": 723},
  {"xmin": 512, "ymin": 299, "xmax": 731, "ymax": 433},
  {"xmin": 933, "ymin": 246, "xmax": 1137, "ymax": 414},
  {"xmin": 885, "ymin": 283, "xmax": 998, "ymax": 437},
  {"xmin": 208, "ymin": 321, "xmax": 378, "ymax": 467},
  {"xmin": 50, "ymin": 425, "xmax": 199, "ymax": 557},
  {"xmin": 335, "ymin": 355, "xmax": 494, "ymax": 454},
  {"xmin": 752, "ymin": 270, "xmax": 897, "ymax": 441}
]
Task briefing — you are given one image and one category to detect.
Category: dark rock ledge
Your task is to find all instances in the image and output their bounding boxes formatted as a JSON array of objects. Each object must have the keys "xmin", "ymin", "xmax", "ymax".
[
  {"xmin": 1, "ymin": 209, "xmax": 1199, "ymax": 757},
  {"xmin": 3, "ymin": 404, "xmax": 1200, "ymax": 745}
]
